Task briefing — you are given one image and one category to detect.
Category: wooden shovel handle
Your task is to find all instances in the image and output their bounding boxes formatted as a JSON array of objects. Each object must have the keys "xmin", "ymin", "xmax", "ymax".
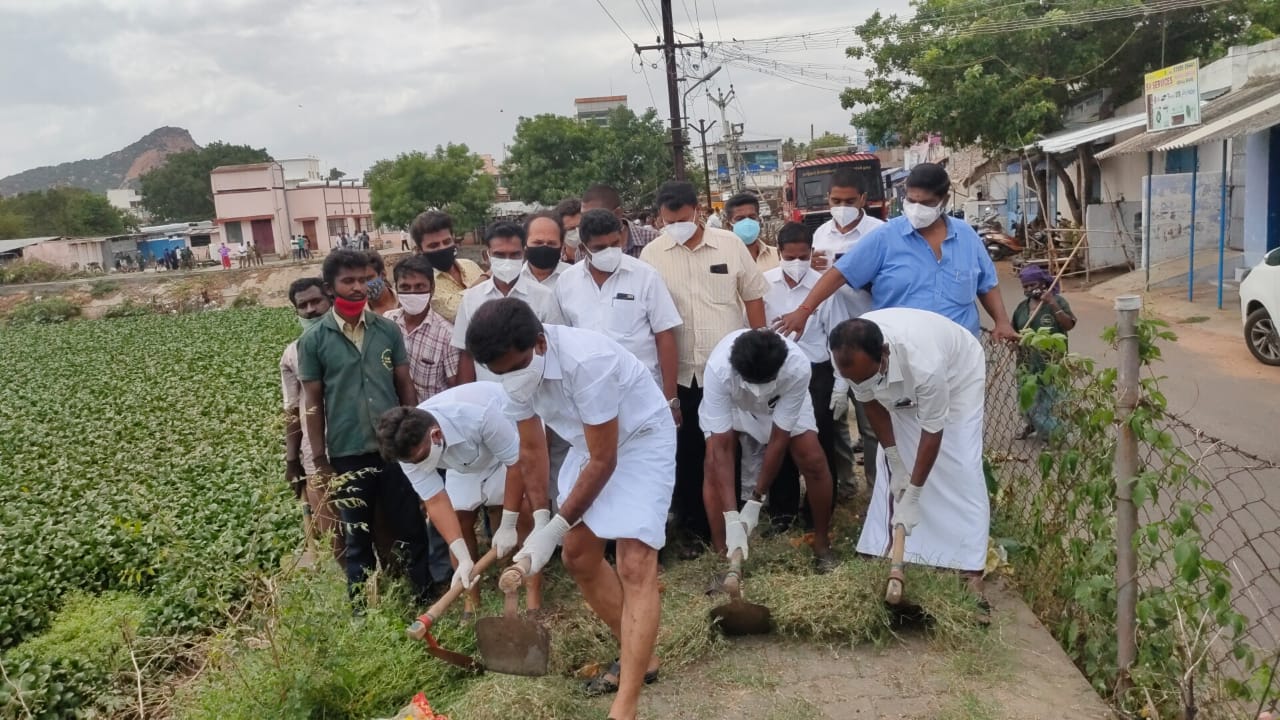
[
  {"xmin": 885, "ymin": 525, "xmax": 907, "ymax": 605},
  {"xmin": 724, "ymin": 548, "xmax": 744, "ymax": 599},
  {"xmin": 435, "ymin": 546, "xmax": 499, "ymax": 616},
  {"xmin": 499, "ymin": 556, "xmax": 533, "ymax": 594}
]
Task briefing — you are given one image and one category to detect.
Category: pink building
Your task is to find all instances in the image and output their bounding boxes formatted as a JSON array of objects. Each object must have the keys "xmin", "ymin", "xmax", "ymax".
[{"xmin": 211, "ymin": 162, "xmax": 375, "ymax": 257}]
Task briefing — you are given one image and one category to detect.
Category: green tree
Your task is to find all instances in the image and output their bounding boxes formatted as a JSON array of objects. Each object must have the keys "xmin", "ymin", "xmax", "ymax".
[
  {"xmin": 139, "ymin": 142, "xmax": 272, "ymax": 222},
  {"xmin": 366, "ymin": 143, "xmax": 497, "ymax": 232},
  {"xmin": 843, "ymin": 0, "xmax": 1275, "ymax": 223},
  {"xmin": 502, "ymin": 114, "xmax": 602, "ymax": 206},
  {"xmin": 0, "ymin": 188, "xmax": 129, "ymax": 238},
  {"xmin": 593, "ymin": 107, "xmax": 675, "ymax": 209}
]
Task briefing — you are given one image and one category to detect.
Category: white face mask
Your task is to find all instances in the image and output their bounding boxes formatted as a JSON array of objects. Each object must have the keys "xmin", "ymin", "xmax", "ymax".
[
  {"xmin": 664, "ymin": 221, "xmax": 698, "ymax": 244},
  {"xmin": 830, "ymin": 206, "xmax": 862, "ymax": 228},
  {"xmin": 410, "ymin": 437, "xmax": 445, "ymax": 475},
  {"xmin": 781, "ymin": 259, "xmax": 809, "ymax": 284},
  {"xmin": 902, "ymin": 200, "xmax": 945, "ymax": 230},
  {"xmin": 744, "ymin": 379, "xmax": 778, "ymax": 401},
  {"xmin": 497, "ymin": 351, "xmax": 546, "ymax": 404},
  {"xmin": 843, "ymin": 353, "xmax": 888, "ymax": 396},
  {"xmin": 398, "ymin": 292, "xmax": 432, "ymax": 316},
  {"xmin": 587, "ymin": 246, "xmax": 623, "ymax": 273},
  {"xmin": 489, "ymin": 257, "xmax": 523, "ymax": 284},
  {"xmin": 564, "ymin": 229, "xmax": 581, "ymax": 248}
]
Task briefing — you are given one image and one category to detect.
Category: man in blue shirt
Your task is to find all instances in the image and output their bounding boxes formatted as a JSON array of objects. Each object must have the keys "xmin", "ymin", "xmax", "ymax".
[{"xmin": 774, "ymin": 163, "xmax": 1018, "ymax": 342}]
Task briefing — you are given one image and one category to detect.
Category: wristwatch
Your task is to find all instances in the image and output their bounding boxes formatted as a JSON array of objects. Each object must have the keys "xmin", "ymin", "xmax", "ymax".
[{"xmin": 667, "ymin": 397, "xmax": 681, "ymax": 409}]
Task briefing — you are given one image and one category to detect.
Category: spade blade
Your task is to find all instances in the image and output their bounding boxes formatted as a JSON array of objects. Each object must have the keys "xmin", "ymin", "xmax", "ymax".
[
  {"xmin": 710, "ymin": 598, "xmax": 772, "ymax": 636},
  {"xmin": 474, "ymin": 616, "xmax": 551, "ymax": 677}
]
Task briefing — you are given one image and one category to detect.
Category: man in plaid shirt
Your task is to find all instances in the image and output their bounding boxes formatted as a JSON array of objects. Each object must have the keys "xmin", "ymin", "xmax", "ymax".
[{"xmin": 582, "ymin": 184, "xmax": 660, "ymax": 258}]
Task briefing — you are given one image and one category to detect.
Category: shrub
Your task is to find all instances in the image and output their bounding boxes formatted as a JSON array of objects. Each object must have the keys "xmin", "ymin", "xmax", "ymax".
[
  {"xmin": 88, "ymin": 280, "xmax": 120, "ymax": 298},
  {"xmin": 102, "ymin": 298, "xmax": 155, "ymax": 319},
  {"xmin": 231, "ymin": 290, "xmax": 261, "ymax": 309},
  {"xmin": 5, "ymin": 296, "xmax": 81, "ymax": 326},
  {"xmin": 0, "ymin": 260, "xmax": 70, "ymax": 285}
]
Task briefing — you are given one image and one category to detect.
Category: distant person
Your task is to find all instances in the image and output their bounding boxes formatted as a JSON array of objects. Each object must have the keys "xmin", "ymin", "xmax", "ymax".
[
  {"xmin": 364, "ymin": 250, "xmax": 398, "ymax": 316},
  {"xmin": 724, "ymin": 193, "xmax": 776, "ymax": 272},
  {"xmin": 280, "ymin": 277, "xmax": 346, "ymax": 569},
  {"xmin": 1012, "ymin": 265, "xmax": 1076, "ymax": 439},
  {"xmin": 410, "ymin": 210, "xmax": 484, "ymax": 323},
  {"xmin": 340, "ymin": 231, "xmax": 351, "ymax": 248},
  {"xmin": 297, "ymin": 249, "xmax": 433, "ymax": 606},
  {"xmin": 237, "ymin": 243, "xmax": 249, "ymax": 269},
  {"xmin": 401, "ymin": 229, "xmax": 411, "ymax": 251},
  {"xmin": 218, "ymin": 242, "xmax": 231, "ymax": 270},
  {"xmin": 554, "ymin": 198, "xmax": 583, "ymax": 264},
  {"xmin": 581, "ymin": 184, "xmax": 659, "ymax": 258},
  {"xmin": 521, "ymin": 212, "xmax": 572, "ymax": 288}
]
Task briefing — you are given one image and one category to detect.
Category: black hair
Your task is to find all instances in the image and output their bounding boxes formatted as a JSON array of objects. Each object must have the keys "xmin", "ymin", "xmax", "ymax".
[
  {"xmin": 465, "ymin": 298, "xmax": 544, "ymax": 365},
  {"xmin": 483, "ymin": 220, "xmax": 527, "ymax": 248},
  {"xmin": 376, "ymin": 407, "xmax": 438, "ymax": 462},
  {"xmin": 578, "ymin": 208, "xmax": 623, "ymax": 244},
  {"xmin": 729, "ymin": 330, "xmax": 789, "ymax": 384},
  {"xmin": 288, "ymin": 277, "xmax": 326, "ymax": 306},
  {"xmin": 724, "ymin": 193, "xmax": 760, "ymax": 218},
  {"xmin": 554, "ymin": 198, "xmax": 582, "ymax": 220},
  {"xmin": 829, "ymin": 168, "xmax": 867, "ymax": 195},
  {"xmin": 655, "ymin": 181, "xmax": 698, "ymax": 211},
  {"xmin": 393, "ymin": 254, "xmax": 437, "ymax": 286},
  {"xmin": 523, "ymin": 212, "xmax": 565, "ymax": 243},
  {"xmin": 776, "ymin": 222, "xmax": 814, "ymax": 250},
  {"xmin": 322, "ymin": 249, "xmax": 370, "ymax": 287},
  {"xmin": 582, "ymin": 184, "xmax": 622, "ymax": 210},
  {"xmin": 828, "ymin": 318, "xmax": 885, "ymax": 363},
  {"xmin": 410, "ymin": 210, "xmax": 453, "ymax": 246},
  {"xmin": 904, "ymin": 163, "xmax": 951, "ymax": 198},
  {"xmin": 366, "ymin": 250, "xmax": 386, "ymax": 276}
]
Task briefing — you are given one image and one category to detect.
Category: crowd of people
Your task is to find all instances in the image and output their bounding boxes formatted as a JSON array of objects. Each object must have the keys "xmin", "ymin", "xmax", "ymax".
[{"xmin": 279, "ymin": 162, "xmax": 1072, "ymax": 720}]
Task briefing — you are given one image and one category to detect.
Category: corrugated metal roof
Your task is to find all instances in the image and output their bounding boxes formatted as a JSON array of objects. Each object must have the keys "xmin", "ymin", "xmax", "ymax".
[
  {"xmin": 1096, "ymin": 77, "xmax": 1280, "ymax": 159},
  {"xmin": 1026, "ymin": 112, "xmax": 1147, "ymax": 154},
  {"xmin": 792, "ymin": 153, "xmax": 879, "ymax": 169},
  {"xmin": 1156, "ymin": 92, "xmax": 1280, "ymax": 150},
  {"xmin": 0, "ymin": 236, "xmax": 58, "ymax": 254}
]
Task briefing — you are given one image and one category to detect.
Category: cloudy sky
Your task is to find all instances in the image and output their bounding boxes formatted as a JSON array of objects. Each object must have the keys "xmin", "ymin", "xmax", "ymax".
[{"xmin": 0, "ymin": 0, "xmax": 911, "ymax": 179}]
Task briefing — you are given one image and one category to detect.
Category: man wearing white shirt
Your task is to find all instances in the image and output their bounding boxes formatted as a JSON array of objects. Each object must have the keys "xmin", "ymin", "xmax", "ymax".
[
  {"xmin": 828, "ymin": 309, "xmax": 988, "ymax": 587},
  {"xmin": 377, "ymin": 381, "xmax": 550, "ymax": 612},
  {"xmin": 810, "ymin": 168, "xmax": 886, "ymax": 270},
  {"xmin": 700, "ymin": 329, "xmax": 836, "ymax": 572},
  {"xmin": 521, "ymin": 213, "xmax": 573, "ymax": 289},
  {"xmin": 451, "ymin": 221, "xmax": 566, "ymax": 384},
  {"xmin": 555, "ymin": 209, "xmax": 682, "ymax": 403},
  {"xmin": 467, "ymin": 298, "xmax": 675, "ymax": 720},
  {"xmin": 760, "ymin": 223, "xmax": 856, "ymax": 530}
]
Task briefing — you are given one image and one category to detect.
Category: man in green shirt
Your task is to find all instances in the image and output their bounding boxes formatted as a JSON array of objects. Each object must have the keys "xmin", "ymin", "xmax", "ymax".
[
  {"xmin": 299, "ymin": 249, "xmax": 432, "ymax": 603},
  {"xmin": 1012, "ymin": 265, "xmax": 1077, "ymax": 440}
]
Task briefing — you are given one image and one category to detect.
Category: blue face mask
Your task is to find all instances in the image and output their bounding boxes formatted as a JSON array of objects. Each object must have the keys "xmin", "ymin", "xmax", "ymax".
[
  {"xmin": 733, "ymin": 218, "xmax": 761, "ymax": 245},
  {"xmin": 366, "ymin": 277, "xmax": 386, "ymax": 301}
]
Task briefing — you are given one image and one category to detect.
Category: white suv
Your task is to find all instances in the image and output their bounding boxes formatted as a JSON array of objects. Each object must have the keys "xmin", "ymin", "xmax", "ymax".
[{"xmin": 1241, "ymin": 247, "xmax": 1280, "ymax": 366}]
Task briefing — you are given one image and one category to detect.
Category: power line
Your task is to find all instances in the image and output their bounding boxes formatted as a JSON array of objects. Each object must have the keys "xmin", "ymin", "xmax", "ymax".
[
  {"xmin": 633, "ymin": 0, "xmax": 659, "ymax": 37},
  {"xmin": 595, "ymin": 0, "xmax": 639, "ymax": 45}
]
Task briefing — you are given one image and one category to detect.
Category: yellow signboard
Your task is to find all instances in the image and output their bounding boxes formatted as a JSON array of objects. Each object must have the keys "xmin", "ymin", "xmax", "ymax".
[{"xmin": 1144, "ymin": 59, "xmax": 1201, "ymax": 132}]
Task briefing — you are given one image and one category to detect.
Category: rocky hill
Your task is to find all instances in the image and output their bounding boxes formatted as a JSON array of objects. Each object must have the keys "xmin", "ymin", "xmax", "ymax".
[{"xmin": 0, "ymin": 127, "xmax": 199, "ymax": 196}]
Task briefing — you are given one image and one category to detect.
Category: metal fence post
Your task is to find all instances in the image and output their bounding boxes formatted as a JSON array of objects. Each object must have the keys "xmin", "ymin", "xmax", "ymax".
[{"xmin": 1114, "ymin": 294, "xmax": 1142, "ymax": 697}]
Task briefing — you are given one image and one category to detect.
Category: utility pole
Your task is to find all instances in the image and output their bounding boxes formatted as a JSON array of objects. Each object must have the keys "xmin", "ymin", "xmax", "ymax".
[
  {"xmin": 688, "ymin": 118, "xmax": 718, "ymax": 212},
  {"xmin": 711, "ymin": 88, "xmax": 742, "ymax": 193},
  {"xmin": 635, "ymin": 0, "xmax": 702, "ymax": 180}
]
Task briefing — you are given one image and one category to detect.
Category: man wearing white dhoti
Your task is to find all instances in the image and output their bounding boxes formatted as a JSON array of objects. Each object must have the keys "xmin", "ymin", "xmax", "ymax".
[
  {"xmin": 828, "ymin": 308, "xmax": 989, "ymax": 586},
  {"xmin": 464, "ymin": 297, "xmax": 675, "ymax": 720}
]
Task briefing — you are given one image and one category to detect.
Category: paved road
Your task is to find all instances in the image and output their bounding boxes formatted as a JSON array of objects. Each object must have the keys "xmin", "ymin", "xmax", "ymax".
[{"xmin": 992, "ymin": 267, "xmax": 1280, "ymax": 463}]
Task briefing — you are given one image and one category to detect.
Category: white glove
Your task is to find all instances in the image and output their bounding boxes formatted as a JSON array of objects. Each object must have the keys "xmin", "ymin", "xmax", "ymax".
[
  {"xmin": 884, "ymin": 446, "xmax": 910, "ymax": 499},
  {"xmin": 740, "ymin": 500, "xmax": 763, "ymax": 536},
  {"xmin": 532, "ymin": 508, "xmax": 551, "ymax": 532},
  {"xmin": 829, "ymin": 388, "xmax": 849, "ymax": 420},
  {"xmin": 449, "ymin": 539, "xmax": 476, "ymax": 589},
  {"xmin": 724, "ymin": 510, "xmax": 750, "ymax": 560},
  {"xmin": 894, "ymin": 485, "xmax": 923, "ymax": 536},
  {"xmin": 513, "ymin": 514, "xmax": 572, "ymax": 575},
  {"xmin": 492, "ymin": 510, "xmax": 520, "ymax": 558}
]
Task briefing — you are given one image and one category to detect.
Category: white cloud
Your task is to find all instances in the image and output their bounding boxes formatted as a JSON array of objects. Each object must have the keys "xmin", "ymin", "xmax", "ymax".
[{"xmin": 0, "ymin": 0, "xmax": 910, "ymax": 180}]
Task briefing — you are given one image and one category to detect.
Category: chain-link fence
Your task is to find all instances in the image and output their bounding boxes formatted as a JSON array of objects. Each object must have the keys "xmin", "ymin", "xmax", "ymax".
[{"xmin": 980, "ymin": 313, "xmax": 1280, "ymax": 720}]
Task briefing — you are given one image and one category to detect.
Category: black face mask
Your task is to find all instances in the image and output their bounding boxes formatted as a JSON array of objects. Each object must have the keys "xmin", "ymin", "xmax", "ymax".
[
  {"xmin": 424, "ymin": 246, "xmax": 457, "ymax": 272},
  {"xmin": 525, "ymin": 245, "xmax": 562, "ymax": 270}
]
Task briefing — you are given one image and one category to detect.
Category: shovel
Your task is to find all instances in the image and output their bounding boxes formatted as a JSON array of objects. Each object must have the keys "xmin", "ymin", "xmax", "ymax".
[
  {"xmin": 475, "ymin": 557, "xmax": 551, "ymax": 677},
  {"xmin": 405, "ymin": 547, "xmax": 500, "ymax": 673},
  {"xmin": 885, "ymin": 524, "xmax": 907, "ymax": 605},
  {"xmin": 709, "ymin": 549, "xmax": 772, "ymax": 635}
]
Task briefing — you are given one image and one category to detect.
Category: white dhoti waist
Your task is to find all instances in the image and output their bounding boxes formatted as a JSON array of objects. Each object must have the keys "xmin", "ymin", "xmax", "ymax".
[
  {"xmin": 557, "ymin": 411, "xmax": 677, "ymax": 550},
  {"xmin": 445, "ymin": 461, "xmax": 506, "ymax": 512},
  {"xmin": 856, "ymin": 404, "xmax": 989, "ymax": 572}
]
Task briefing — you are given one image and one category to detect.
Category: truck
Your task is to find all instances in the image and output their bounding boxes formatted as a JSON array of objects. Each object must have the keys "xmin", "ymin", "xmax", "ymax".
[{"xmin": 782, "ymin": 152, "xmax": 887, "ymax": 230}]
